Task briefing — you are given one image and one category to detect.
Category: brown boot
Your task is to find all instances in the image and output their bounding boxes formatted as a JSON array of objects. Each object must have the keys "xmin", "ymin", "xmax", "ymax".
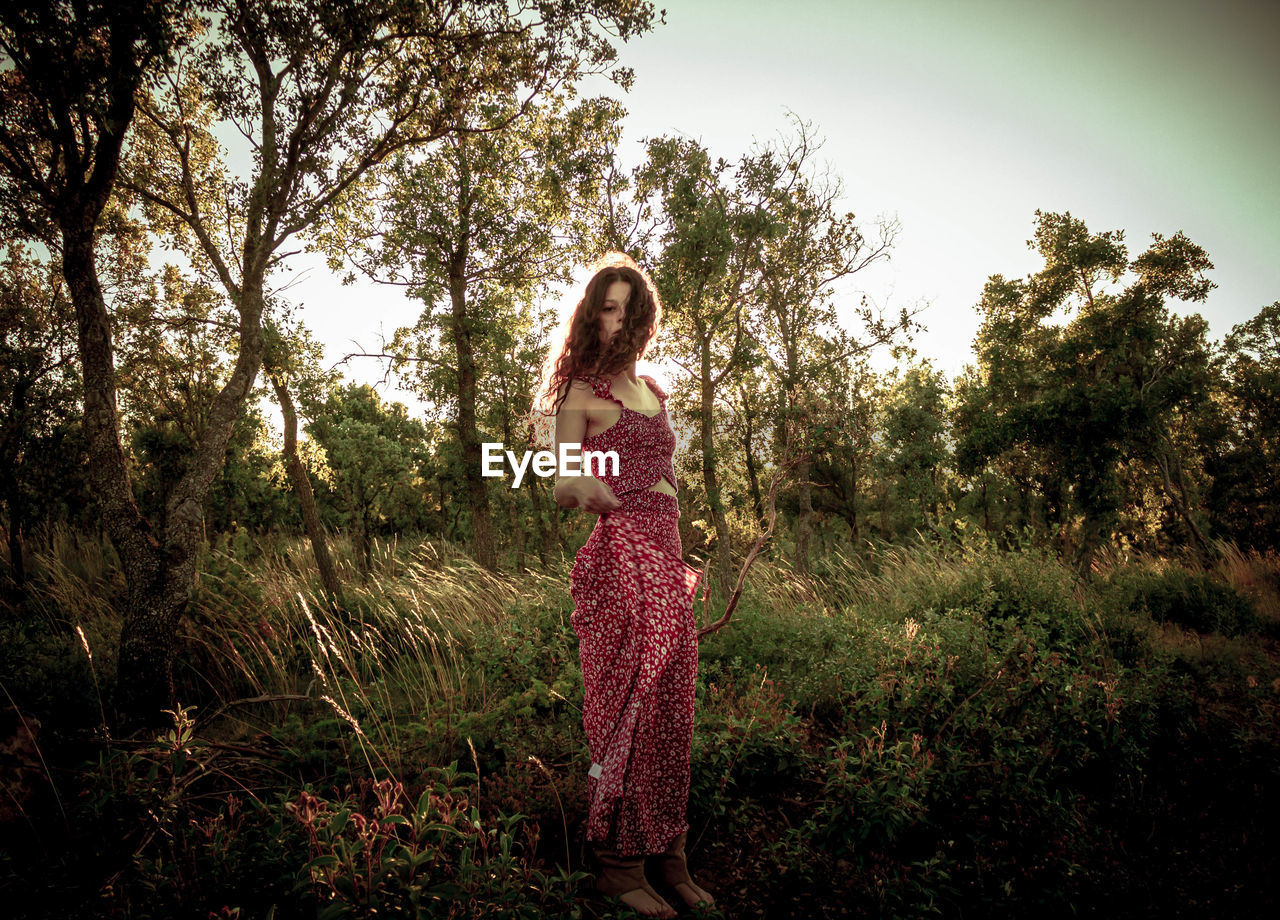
[
  {"xmin": 595, "ymin": 846, "xmax": 677, "ymax": 919},
  {"xmin": 653, "ymin": 832, "xmax": 716, "ymax": 909}
]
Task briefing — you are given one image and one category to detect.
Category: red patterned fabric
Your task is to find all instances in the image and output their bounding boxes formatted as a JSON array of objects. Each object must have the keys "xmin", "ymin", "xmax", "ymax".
[
  {"xmin": 578, "ymin": 374, "xmax": 678, "ymax": 498},
  {"xmin": 568, "ymin": 377, "xmax": 703, "ymax": 856}
]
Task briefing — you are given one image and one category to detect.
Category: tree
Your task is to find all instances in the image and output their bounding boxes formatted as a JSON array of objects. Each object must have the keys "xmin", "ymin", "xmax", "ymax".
[
  {"xmin": 308, "ymin": 383, "xmax": 429, "ymax": 576},
  {"xmin": 1205, "ymin": 302, "xmax": 1280, "ymax": 550},
  {"xmin": 316, "ymin": 95, "xmax": 625, "ymax": 570},
  {"xmin": 721, "ymin": 348, "xmax": 777, "ymax": 530},
  {"xmin": 263, "ymin": 317, "xmax": 343, "ymax": 601},
  {"xmin": 956, "ymin": 210, "xmax": 1218, "ymax": 575},
  {"xmin": 482, "ymin": 287, "xmax": 562, "ymax": 569},
  {"xmin": 113, "ymin": 265, "xmax": 234, "ymax": 529},
  {"xmin": 878, "ymin": 359, "xmax": 951, "ymax": 536},
  {"xmin": 752, "ymin": 119, "xmax": 902, "ymax": 573},
  {"xmin": 807, "ymin": 354, "xmax": 881, "ymax": 550},
  {"xmin": 0, "ymin": 0, "xmax": 200, "ymax": 726},
  {"xmin": 3, "ymin": 0, "xmax": 657, "ymax": 724},
  {"xmin": 627, "ymin": 135, "xmax": 783, "ymax": 598}
]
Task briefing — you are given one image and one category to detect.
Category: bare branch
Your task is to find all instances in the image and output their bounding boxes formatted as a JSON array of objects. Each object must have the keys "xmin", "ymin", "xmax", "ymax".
[{"xmin": 697, "ymin": 454, "xmax": 800, "ymax": 640}]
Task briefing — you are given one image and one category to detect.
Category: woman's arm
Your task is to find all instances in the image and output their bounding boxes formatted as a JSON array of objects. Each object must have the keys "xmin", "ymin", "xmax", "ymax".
[{"xmin": 553, "ymin": 381, "xmax": 620, "ymax": 513}]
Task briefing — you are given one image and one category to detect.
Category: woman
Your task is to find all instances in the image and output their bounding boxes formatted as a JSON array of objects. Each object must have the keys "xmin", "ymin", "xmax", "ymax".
[{"xmin": 536, "ymin": 256, "xmax": 715, "ymax": 918}]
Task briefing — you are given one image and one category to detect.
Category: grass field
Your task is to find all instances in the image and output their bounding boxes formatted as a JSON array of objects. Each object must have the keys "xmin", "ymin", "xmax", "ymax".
[{"xmin": 2, "ymin": 528, "xmax": 1278, "ymax": 918}]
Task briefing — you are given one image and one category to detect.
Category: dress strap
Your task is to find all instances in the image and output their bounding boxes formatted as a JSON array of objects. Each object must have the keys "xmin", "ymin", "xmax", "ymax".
[
  {"xmin": 574, "ymin": 374, "xmax": 614, "ymax": 402},
  {"xmin": 638, "ymin": 374, "xmax": 668, "ymax": 406},
  {"xmin": 578, "ymin": 372, "xmax": 667, "ymax": 412}
]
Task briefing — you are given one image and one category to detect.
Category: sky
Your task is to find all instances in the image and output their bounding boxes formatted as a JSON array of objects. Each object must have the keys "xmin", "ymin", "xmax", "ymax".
[{"xmin": 281, "ymin": 0, "xmax": 1279, "ymax": 406}]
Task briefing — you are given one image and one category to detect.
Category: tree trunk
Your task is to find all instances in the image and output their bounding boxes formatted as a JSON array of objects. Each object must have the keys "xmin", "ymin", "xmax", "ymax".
[
  {"xmin": 3, "ymin": 476, "xmax": 25, "ymax": 588},
  {"xmin": 507, "ymin": 488, "xmax": 525, "ymax": 571},
  {"xmin": 699, "ymin": 348, "xmax": 732, "ymax": 600},
  {"xmin": 269, "ymin": 372, "xmax": 342, "ymax": 603},
  {"xmin": 742, "ymin": 397, "xmax": 764, "ymax": 527},
  {"xmin": 354, "ymin": 502, "xmax": 373, "ymax": 576},
  {"xmin": 795, "ymin": 457, "xmax": 812, "ymax": 576},
  {"xmin": 0, "ymin": 0, "xmax": 216, "ymax": 730},
  {"xmin": 1018, "ymin": 474, "xmax": 1034, "ymax": 534},
  {"xmin": 1, "ymin": 378, "xmax": 31, "ymax": 587},
  {"xmin": 117, "ymin": 269, "xmax": 266, "ymax": 726},
  {"xmin": 527, "ymin": 476, "xmax": 551, "ymax": 566},
  {"xmin": 497, "ymin": 386, "xmax": 525, "ymax": 571},
  {"xmin": 549, "ymin": 501, "xmax": 564, "ymax": 555},
  {"xmin": 447, "ymin": 501, "xmax": 462, "ymax": 543},
  {"xmin": 839, "ymin": 459, "xmax": 860, "ymax": 550},
  {"xmin": 448, "ymin": 264, "xmax": 496, "ymax": 570},
  {"xmin": 1073, "ymin": 512, "xmax": 1107, "ymax": 581},
  {"xmin": 879, "ymin": 481, "xmax": 892, "ymax": 541},
  {"xmin": 445, "ymin": 140, "xmax": 496, "ymax": 571},
  {"xmin": 61, "ymin": 227, "xmax": 179, "ymax": 729},
  {"xmin": 1155, "ymin": 448, "xmax": 1213, "ymax": 559}
]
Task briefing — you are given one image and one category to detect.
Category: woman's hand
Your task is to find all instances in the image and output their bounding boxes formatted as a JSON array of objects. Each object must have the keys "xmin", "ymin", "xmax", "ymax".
[
  {"xmin": 552, "ymin": 381, "xmax": 620, "ymax": 514},
  {"xmin": 556, "ymin": 475, "xmax": 621, "ymax": 514}
]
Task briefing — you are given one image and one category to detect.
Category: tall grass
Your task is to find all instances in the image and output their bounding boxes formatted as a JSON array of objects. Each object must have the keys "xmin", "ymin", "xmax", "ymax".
[
  {"xmin": 3, "ymin": 527, "xmax": 539, "ymax": 774},
  {"xmin": 6, "ymin": 520, "xmax": 1279, "ymax": 918},
  {"xmin": 166, "ymin": 532, "xmax": 554, "ymax": 778},
  {"xmin": 16, "ymin": 523, "xmax": 123, "ymax": 629},
  {"xmin": 1211, "ymin": 539, "xmax": 1280, "ymax": 621}
]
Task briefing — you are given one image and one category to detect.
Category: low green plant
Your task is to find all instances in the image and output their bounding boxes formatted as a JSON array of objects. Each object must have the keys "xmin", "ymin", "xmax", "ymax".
[
  {"xmin": 287, "ymin": 762, "xmax": 587, "ymax": 919},
  {"xmin": 690, "ymin": 665, "xmax": 811, "ymax": 830},
  {"xmin": 73, "ymin": 703, "xmax": 302, "ymax": 919}
]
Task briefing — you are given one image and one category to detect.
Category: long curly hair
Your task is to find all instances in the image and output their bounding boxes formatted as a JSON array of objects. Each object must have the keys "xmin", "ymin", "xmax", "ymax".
[{"xmin": 530, "ymin": 254, "xmax": 663, "ymax": 446}]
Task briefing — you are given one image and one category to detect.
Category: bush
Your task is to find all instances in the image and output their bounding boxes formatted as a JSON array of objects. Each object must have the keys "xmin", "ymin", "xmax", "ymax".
[
  {"xmin": 690, "ymin": 665, "xmax": 811, "ymax": 822},
  {"xmin": 696, "ymin": 605, "xmax": 857, "ymax": 729},
  {"xmin": 7, "ymin": 526, "xmax": 1280, "ymax": 919},
  {"xmin": 1106, "ymin": 566, "xmax": 1260, "ymax": 636},
  {"xmin": 285, "ymin": 763, "xmax": 586, "ymax": 919}
]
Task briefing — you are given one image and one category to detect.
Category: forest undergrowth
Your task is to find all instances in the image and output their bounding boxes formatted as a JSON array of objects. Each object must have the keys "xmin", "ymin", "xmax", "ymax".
[{"xmin": 2, "ymin": 526, "xmax": 1279, "ymax": 919}]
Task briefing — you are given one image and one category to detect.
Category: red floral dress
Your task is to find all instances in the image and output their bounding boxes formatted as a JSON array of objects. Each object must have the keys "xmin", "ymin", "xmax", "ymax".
[{"xmin": 568, "ymin": 374, "xmax": 703, "ymax": 856}]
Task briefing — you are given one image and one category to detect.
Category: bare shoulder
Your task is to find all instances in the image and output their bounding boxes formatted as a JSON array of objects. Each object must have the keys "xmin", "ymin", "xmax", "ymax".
[
  {"xmin": 557, "ymin": 377, "xmax": 596, "ymax": 411},
  {"xmin": 638, "ymin": 373, "xmax": 669, "ymax": 400}
]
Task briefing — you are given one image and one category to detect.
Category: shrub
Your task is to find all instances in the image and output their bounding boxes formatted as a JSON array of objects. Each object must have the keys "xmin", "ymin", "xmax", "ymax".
[
  {"xmin": 690, "ymin": 665, "xmax": 812, "ymax": 825},
  {"xmin": 1106, "ymin": 566, "xmax": 1260, "ymax": 636},
  {"xmin": 286, "ymin": 763, "xmax": 586, "ymax": 919},
  {"xmin": 69, "ymin": 704, "xmax": 305, "ymax": 919}
]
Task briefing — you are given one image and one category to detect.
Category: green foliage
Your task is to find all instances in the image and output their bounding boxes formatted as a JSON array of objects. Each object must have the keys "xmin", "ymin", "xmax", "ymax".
[
  {"xmin": 761, "ymin": 548, "xmax": 1182, "ymax": 916},
  {"xmin": 454, "ymin": 589, "xmax": 587, "ymax": 774},
  {"xmin": 307, "ymin": 384, "xmax": 433, "ymax": 571},
  {"xmin": 673, "ymin": 537, "xmax": 1251, "ymax": 916},
  {"xmin": 697, "ymin": 597, "xmax": 857, "ymax": 727},
  {"xmin": 72, "ymin": 704, "xmax": 304, "ymax": 919},
  {"xmin": 287, "ymin": 764, "xmax": 586, "ymax": 919},
  {"xmin": 1204, "ymin": 301, "xmax": 1280, "ymax": 551},
  {"xmin": 630, "ymin": 123, "xmax": 857, "ymax": 587},
  {"xmin": 313, "ymin": 92, "xmax": 628, "ymax": 570},
  {"xmin": 690, "ymin": 666, "xmax": 811, "ymax": 825},
  {"xmin": 955, "ymin": 211, "xmax": 1220, "ymax": 570},
  {"xmin": 1103, "ymin": 566, "xmax": 1260, "ymax": 637},
  {"xmin": 0, "ymin": 617, "xmax": 113, "ymax": 746},
  {"xmin": 876, "ymin": 360, "xmax": 953, "ymax": 536},
  {"xmin": 0, "ymin": 242, "xmax": 90, "ymax": 550},
  {"xmin": 6, "ymin": 519, "xmax": 1280, "ymax": 918}
]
